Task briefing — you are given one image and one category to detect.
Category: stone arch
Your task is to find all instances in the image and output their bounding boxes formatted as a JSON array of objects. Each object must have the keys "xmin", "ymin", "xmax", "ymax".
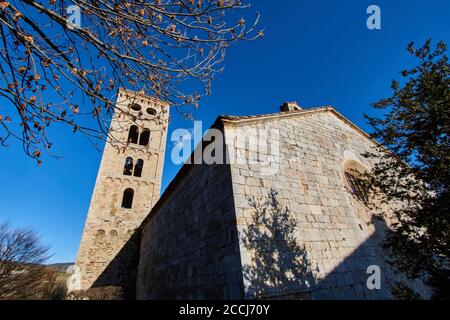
[
  {"xmin": 134, "ymin": 159, "xmax": 144, "ymax": 177},
  {"xmin": 341, "ymin": 158, "xmax": 373, "ymax": 231},
  {"xmin": 132, "ymin": 180, "xmax": 139, "ymax": 187},
  {"xmin": 94, "ymin": 229, "xmax": 106, "ymax": 243},
  {"xmin": 121, "ymin": 188, "xmax": 134, "ymax": 209},
  {"xmin": 128, "ymin": 125, "xmax": 139, "ymax": 144},
  {"xmin": 342, "ymin": 159, "xmax": 370, "ymax": 204},
  {"xmin": 343, "ymin": 150, "xmax": 362, "ymax": 163},
  {"xmin": 109, "ymin": 230, "xmax": 118, "ymax": 238},
  {"xmin": 139, "ymin": 128, "xmax": 151, "ymax": 146},
  {"xmin": 123, "ymin": 157, "xmax": 134, "ymax": 176}
]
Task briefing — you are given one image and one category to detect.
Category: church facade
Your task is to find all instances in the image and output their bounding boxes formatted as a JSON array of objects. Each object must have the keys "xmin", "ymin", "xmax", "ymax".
[{"xmin": 72, "ymin": 90, "xmax": 428, "ymax": 299}]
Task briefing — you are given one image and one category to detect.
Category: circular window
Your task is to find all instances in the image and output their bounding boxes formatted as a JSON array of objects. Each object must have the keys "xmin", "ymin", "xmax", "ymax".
[
  {"xmin": 146, "ymin": 107, "xmax": 157, "ymax": 116},
  {"xmin": 130, "ymin": 103, "xmax": 142, "ymax": 111}
]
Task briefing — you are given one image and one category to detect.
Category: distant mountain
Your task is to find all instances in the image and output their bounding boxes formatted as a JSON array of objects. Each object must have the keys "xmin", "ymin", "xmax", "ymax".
[{"xmin": 47, "ymin": 262, "xmax": 74, "ymax": 273}]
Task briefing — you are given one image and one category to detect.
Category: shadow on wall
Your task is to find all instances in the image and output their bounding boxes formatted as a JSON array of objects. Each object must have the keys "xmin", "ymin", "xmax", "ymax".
[
  {"xmin": 241, "ymin": 188, "xmax": 423, "ymax": 300},
  {"xmin": 135, "ymin": 160, "xmax": 245, "ymax": 300},
  {"xmin": 312, "ymin": 216, "xmax": 394, "ymax": 300},
  {"xmin": 89, "ymin": 188, "xmax": 425, "ymax": 300},
  {"xmin": 92, "ymin": 228, "xmax": 141, "ymax": 300},
  {"xmin": 242, "ymin": 189, "xmax": 319, "ymax": 299}
]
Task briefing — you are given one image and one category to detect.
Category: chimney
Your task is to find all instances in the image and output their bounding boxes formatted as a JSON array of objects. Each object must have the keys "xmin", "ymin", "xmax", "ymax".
[{"xmin": 280, "ymin": 101, "xmax": 302, "ymax": 112}]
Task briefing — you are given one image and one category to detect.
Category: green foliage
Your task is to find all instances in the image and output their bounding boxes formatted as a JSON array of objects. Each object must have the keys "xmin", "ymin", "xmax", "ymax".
[
  {"xmin": 364, "ymin": 39, "xmax": 450, "ymax": 299},
  {"xmin": 390, "ymin": 282, "xmax": 423, "ymax": 300}
]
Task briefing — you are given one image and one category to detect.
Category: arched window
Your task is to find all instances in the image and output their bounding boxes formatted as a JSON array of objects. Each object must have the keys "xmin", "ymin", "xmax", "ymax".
[
  {"xmin": 123, "ymin": 157, "xmax": 134, "ymax": 176},
  {"xmin": 139, "ymin": 128, "xmax": 150, "ymax": 146},
  {"xmin": 121, "ymin": 188, "xmax": 134, "ymax": 209},
  {"xmin": 343, "ymin": 160, "xmax": 370, "ymax": 205},
  {"xmin": 128, "ymin": 125, "xmax": 139, "ymax": 144},
  {"xmin": 134, "ymin": 159, "xmax": 144, "ymax": 177}
]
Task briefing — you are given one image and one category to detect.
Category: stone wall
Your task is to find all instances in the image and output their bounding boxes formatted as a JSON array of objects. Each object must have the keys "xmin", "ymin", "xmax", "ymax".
[
  {"xmin": 136, "ymin": 145, "xmax": 244, "ymax": 299},
  {"xmin": 136, "ymin": 107, "xmax": 428, "ymax": 300},
  {"xmin": 224, "ymin": 109, "xmax": 426, "ymax": 299}
]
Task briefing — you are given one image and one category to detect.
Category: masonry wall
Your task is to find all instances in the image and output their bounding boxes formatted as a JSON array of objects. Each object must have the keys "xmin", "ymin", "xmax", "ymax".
[
  {"xmin": 225, "ymin": 109, "xmax": 427, "ymax": 299},
  {"xmin": 136, "ymin": 156, "xmax": 244, "ymax": 299},
  {"xmin": 73, "ymin": 89, "xmax": 169, "ymax": 298}
]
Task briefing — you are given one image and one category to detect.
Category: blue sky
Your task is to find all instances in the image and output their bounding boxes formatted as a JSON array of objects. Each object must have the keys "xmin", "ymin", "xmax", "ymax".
[{"xmin": 1, "ymin": 0, "xmax": 449, "ymax": 263}]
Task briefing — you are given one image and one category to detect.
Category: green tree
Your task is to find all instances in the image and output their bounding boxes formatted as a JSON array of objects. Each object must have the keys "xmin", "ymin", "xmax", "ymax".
[{"xmin": 365, "ymin": 39, "xmax": 449, "ymax": 299}]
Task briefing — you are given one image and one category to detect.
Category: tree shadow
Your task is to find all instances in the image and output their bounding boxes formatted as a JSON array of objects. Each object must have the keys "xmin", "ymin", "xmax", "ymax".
[
  {"xmin": 313, "ymin": 215, "xmax": 393, "ymax": 299},
  {"xmin": 241, "ymin": 189, "xmax": 318, "ymax": 299}
]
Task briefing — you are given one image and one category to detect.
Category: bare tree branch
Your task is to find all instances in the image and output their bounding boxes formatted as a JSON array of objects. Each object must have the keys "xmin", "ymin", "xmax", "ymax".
[
  {"xmin": 0, "ymin": 0, "xmax": 262, "ymax": 162},
  {"xmin": 0, "ymin": 221, "xmax": 51, "ymax": 299}
]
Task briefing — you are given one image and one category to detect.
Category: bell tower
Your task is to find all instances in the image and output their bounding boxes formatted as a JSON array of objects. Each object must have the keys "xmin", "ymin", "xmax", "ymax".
[{"xmin": 70, "ymin": 88, "xmax": 169, "ymax": 294}]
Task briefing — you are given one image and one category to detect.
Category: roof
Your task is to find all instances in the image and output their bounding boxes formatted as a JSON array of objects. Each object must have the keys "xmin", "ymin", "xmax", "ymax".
[
  {"xmin": 218, "ymin": 108, "xmax": 318, "ymax": 122},
  {"xmin": 217, "ymin": 106, "xmax": 374, "ymax": 142},
  {"xmin": 140, "ymin": 106, "xmax": 381, "ymax": 228}
]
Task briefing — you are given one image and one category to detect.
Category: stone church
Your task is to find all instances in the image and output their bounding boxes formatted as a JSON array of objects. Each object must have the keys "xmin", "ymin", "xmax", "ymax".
[{"xmin": 70, "ymin": 88, "xmax": 428, "ymax": 300}]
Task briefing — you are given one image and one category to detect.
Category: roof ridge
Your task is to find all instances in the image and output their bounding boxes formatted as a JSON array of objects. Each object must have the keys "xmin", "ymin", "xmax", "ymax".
[{"xmin": 218, "ymin": 106, "xmax": 332, "ymax": 122}]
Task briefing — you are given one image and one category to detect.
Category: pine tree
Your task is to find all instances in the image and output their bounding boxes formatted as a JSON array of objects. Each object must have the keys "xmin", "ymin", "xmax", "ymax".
[{"xmin": 365, "ymin": 39, "xmax": 449, "ymax": 299}]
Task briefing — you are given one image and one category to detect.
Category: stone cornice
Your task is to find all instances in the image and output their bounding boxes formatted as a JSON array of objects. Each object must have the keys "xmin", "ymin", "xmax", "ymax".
[{"xmin": 118, "ymin": 87, "xmax": 171, "ymax": 108}]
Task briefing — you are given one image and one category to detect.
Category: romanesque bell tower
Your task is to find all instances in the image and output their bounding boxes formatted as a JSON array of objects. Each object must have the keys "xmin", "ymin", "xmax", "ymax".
[{"xmin": 70, "ymin": 88, "xmax": 169, "ymax": 294}]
